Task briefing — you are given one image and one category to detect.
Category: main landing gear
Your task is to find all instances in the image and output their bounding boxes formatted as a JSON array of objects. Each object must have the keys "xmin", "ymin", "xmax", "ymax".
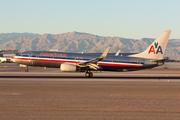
[
  {"xmin": 85, "ymin": 71, "xmax": 93, "ymax": 78},
  {"xmin": 25, "ymin": 66, "xmax": 28, "ymax": 72}
]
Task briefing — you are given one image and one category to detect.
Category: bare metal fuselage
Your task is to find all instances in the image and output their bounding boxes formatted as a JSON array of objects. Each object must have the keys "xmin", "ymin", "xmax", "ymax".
[{"xmin": 12, "ymin": 51, "xmax": 159, "ymax": 72}]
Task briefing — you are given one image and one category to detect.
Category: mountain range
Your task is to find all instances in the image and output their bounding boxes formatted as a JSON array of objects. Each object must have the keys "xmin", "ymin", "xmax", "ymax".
[{"xmin": 0, "ymin": 32, "xmax": 179, "ymax": 59}]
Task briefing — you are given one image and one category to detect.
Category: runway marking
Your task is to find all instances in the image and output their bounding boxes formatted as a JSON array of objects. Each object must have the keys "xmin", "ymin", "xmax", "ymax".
[
  {"xmin": 1, "ymin": 106, "xmax": 180, "ymax": 113},
  {"xmin": 0, "ymin": 66, "xmax": 8, "ymax": 67},
  {"xmin": 0, "ymin": 93, "xmax": 23, "ymax": 95}
]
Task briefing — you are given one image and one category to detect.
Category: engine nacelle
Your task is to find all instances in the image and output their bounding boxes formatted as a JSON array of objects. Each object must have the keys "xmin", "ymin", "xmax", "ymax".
[
  {"xmin": 60, "ymin": 63, "xmax": 77, "ymax": 72},
  {"xmin": 0, "ymin": 57, "xmax": 7, "ymax": 63}
]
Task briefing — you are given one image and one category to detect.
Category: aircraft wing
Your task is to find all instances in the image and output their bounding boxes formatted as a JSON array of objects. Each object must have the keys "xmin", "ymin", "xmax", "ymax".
[{"xmin": 77, "ymin": 47, "xmax": 110, "ymax": 70}]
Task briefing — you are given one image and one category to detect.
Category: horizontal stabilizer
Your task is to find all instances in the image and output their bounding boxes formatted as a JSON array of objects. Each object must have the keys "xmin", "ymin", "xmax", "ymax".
[{"xmin": 151, "ymin": 57, "xmax": 169, "ymax": 62}]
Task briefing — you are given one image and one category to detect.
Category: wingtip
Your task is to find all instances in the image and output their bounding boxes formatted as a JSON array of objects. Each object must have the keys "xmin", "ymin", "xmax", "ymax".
[{"xmin": 100, "ymin": 47, "xmax": 110, "ymax": 58}]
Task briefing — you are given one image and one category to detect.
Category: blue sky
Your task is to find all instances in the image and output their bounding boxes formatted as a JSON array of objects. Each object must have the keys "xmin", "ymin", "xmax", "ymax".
[{"xmin": 0, "ymin": 0, "xmax": 180, "ymax": 39}]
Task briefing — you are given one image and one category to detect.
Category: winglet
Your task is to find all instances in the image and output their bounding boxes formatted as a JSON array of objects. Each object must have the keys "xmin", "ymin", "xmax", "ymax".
[
  {"xmin": 115, "ymin": 50, "xmax": 121, "ymax": 56},
  {"xmin": 99, "ymin": 47, "xmax": 110, "ymax": 58}
]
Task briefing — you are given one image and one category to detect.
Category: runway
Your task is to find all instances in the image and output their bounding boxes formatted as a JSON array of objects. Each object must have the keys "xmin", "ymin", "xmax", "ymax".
[
  {"xmin": 0, "ymin": 71, "xmax": 180, "ymax": 85},
  {"xmin": 0, "ymin": 65, "xmax": 180, "ymax": 119}
]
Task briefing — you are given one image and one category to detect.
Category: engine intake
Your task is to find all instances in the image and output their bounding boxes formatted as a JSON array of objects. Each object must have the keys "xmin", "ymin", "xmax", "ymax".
[{"xmin": 60, "ymin": 63, "xmax": 77, "ymax": 72}]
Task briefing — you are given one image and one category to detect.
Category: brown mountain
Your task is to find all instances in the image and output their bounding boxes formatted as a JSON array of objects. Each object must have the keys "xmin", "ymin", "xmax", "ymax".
[{"xmin": 0, "ymin": 31, "xmax": 179, "ymax": 59}]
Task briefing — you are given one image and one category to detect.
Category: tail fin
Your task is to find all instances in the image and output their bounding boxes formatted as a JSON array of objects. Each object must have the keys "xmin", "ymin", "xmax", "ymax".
[{"xmin": 129, "ymin": 30, "xmax": 171, "ymax": 59}]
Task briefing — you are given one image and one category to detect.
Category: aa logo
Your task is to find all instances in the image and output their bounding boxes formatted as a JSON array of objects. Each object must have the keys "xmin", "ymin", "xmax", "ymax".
[{"xmin": 148, "ymin": 42, "xmax": 163, "ymax": 54}]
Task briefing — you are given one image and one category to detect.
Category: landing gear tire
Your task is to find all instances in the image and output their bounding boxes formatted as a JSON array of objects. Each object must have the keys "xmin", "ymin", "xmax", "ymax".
[
  {"xmin": 85, "ymin": 72, "xmax": 93, "ymax": 78},
  {"xmin": 89, "ymin": 72, "xmax": 93, "ymax": 77},
  {"xmin": 25, "ymin": 69, "xmax": 28, "ymax": 72}
]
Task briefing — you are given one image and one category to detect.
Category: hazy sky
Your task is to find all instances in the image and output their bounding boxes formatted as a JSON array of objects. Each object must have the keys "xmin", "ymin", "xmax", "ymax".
[{"xmin": 0, "ymin": 0, "xmax": 180, "ymax": 39}]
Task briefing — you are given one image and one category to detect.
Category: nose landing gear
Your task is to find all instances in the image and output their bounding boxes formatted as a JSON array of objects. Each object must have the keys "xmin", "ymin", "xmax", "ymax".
[{"xmin": 85, "ymin": 71, "xmax": 93, "ymax": 78}]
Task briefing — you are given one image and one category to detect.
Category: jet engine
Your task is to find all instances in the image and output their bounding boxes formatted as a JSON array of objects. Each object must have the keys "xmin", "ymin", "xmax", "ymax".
[{"xmin": 60, "ymin": 63, "xmax": 78, "ymax": 72}]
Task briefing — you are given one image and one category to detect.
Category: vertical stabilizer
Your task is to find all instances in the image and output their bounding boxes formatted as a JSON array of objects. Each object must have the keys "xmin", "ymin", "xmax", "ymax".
[{"xmin": 129, "ymin": 30, "xmax": 171, "ymax": 59}]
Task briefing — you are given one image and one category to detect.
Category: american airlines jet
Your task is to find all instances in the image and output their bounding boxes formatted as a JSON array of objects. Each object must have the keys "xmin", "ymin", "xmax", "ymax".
[{"xmin": 11, "ymin": 30, "xmax": 171, "ymax": 77}]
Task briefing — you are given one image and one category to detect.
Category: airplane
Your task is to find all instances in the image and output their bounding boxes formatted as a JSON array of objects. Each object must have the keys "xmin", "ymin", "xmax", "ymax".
[{"xmin": 11, "ymin": 30, "xmax": 171, "ymax": 77}]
